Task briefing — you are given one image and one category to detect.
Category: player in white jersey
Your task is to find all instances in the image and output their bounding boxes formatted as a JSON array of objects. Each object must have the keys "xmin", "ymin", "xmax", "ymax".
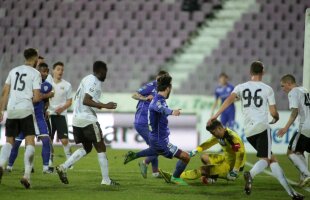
[
  {"xmin": 0, "ymin": 48, "xmax": 42, "ymax": 188},
  {"xmin": 208, "ymin": 61, "xmax": 303, "ymax": 200},
  {"xmin": 278, "ymin": 74, "xmax": 310, "ymax": 187},
  {"xmin": 47, "ymin": 62, "xmax": 72, "ymax": 167},
  {"xmin": 56, "ymin": 61, "xmax": 119, "ymax": 186}
]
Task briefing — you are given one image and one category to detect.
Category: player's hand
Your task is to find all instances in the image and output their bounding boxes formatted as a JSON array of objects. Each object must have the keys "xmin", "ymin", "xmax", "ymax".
[
  {"xmin": 172, "ymin": 109, "xmax": 181, "ymax": 116},
  {"xmin": 189, "ymin": 149, "xmax": 198, "ymax": 157},
  {"xmin": 0, "ymin": 111, "xmax": 3, "ymax": 122},
  {"xmin": 227, "ymin": 170, "xmax": 238, "ymax": 181},
  {"xmin": 55, "ymin": 107, "xmax": 65, "ymax": 115},
  {"xmin": 47, "ymin": 91, "xmax": 54, "ymax": 98},
  {"xmin": 104, "ymin": 102, "xmax": 117, "ymax": 109},
  {"xmin": 145, "ymin": 95, "xmax": 154, "ymax": 101},
  {"xmin": 277, "ymin": 128, "xmax": 288, "ymax": 138},
  {"xmin": 269, "ymin": 117, "xmax": 278, "ymax": 124},
  {"xmin": 207, "ymin": 116, "xmax": 217, "ymax": 126}
]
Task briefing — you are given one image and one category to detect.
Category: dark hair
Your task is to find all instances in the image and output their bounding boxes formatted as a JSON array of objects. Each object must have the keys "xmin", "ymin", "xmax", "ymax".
[
  {"xmin": 24, "ymin": 48, "xmax": 38, "ymax": 60},
  {"xmin": 93, "ymin": 61, "xmax": 107, "ymax": 73},
  {"xmin": 206, "ymin": 119, "xmax": 223, "ymax": 132},
  {"xmin": 157, "ymin": 70, "xmax": 168, "ymax": 77},
  {"xmin": 281, "ymin": 74, "xmax": 296, "ymax": 84},
  {"xmin": 38, "ymin": 62, "xmax": 48, "ymax": 69},
  {"xmin": 53, "ymin": 61, "xmax": 64, "ymax": 69},
  {"xmin": 219, "ymin": 72, "xmax": 228, "ymax": 78},
  {"xmin": 157, "ymin": 74, "xmax": 172, "ymax": 92},
  {"xmin": 250, "ymin": 61, "xmax": 264, "ymax": 75},
  {"xmin": 38, "ymin": 56, "xmax": 44, "ymax": 60}
]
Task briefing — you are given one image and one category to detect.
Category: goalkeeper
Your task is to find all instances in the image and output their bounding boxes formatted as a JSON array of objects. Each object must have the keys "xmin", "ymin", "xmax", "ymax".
[{"xmin": 182, "ymin": 119, "xmax": 246, "ymax": 183}]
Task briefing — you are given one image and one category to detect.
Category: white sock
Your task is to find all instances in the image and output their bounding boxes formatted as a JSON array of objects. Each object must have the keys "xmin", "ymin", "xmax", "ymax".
[
  {"xmin": 63, "ymin": 144, "xmax": 72, "ymax": 160},
  {"xmin": 288, "ymin": 153, "xmax": 310, "ymax": 177},
  {"xmin": 250, "ymin": 159, "xmax": 268, "ymax": 178},
  {"xmin": 62, "ymin": 148, "xmax": 86, "ymax": 169},
  {"xmin": 0, "ymin": 143, "xmax": 12, "ymax": 167},
  {"xmin": 49, "ymin": 153, "xmax": 54, "ymax": 167},
  {"xmin": 24, "ymin": 145, "xmax": 35, "ymax": 179},
  {"xmin": 270, "ymin": 162, "xmax": 296, "ymax": 197},
  {"xmin": 98, "ymin": 152, "xmax": 110, "ymax": 184},
  {"xmin": 43, "ymin": 165, "xmax": 49, "ymax": 171}
]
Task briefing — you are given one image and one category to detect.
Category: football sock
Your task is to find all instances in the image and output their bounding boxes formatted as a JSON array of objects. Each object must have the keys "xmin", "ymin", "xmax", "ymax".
[
  {"xmin": 62, "ymin": 148, "xmax": 86, "ymax": 169},
  {"xmin": 8, "ymin": 140, "xmax": 22, "ymax": 167},
  {"xmin": 41, "ymin": 137, "xmax": 51, "ymax": 166},
  {"xmin": 98, "ymin": 152, "xmax": 110, "ymax": 184},
  {"xmin": 136, "ymin": 148, "xmax": 157, "ymax": 158},
  {"xmin": 250, "ymin": 159, "xmax": 268, "ymax": 178},
  {"xmin": 0, "ymin": 143, "xmax": 12, "ymax": 167},
  {"xmin": 173, "ymin": 160, "xmax": 188, "ymax": 178},
  {"xmin": 24, "ymin": 145, "xmax": 35, "ymax": 179},
  {"xmin": 63, "ymin": 143, "xmax": 72, "ymax": 160},
  {"xmin": 49, "ymin": 153, "xmax": 54, "ymax": 167},
  {"xmin": 270, "ymin": 162, "xmax": 296, "ymax": 196},
  {"xmin": 145, "ymin": 156, "xmax": 159, "ymax": 173},
  {"xmin": 288, "ymin": 153, "xmax": 310, "ymax": 177}
]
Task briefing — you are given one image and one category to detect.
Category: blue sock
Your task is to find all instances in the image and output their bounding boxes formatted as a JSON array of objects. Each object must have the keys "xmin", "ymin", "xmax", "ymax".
[
  {"xmin": 173, "ymin": 160, "xmax": 188, "ymax": 178},
  {"xmin": 8, "ymin": 140, "xmax": 22, "ymax": 167},
  {"xmin": 41, "ymin": 137, "xmax": 51, "ymax": 166},
  {"xmin": 136, "ymin": 148, "xmax": 157, "ymax": 158},
  {"xmin": 145, "ymin": 156, "xmax": 159, "ymax": 172}
]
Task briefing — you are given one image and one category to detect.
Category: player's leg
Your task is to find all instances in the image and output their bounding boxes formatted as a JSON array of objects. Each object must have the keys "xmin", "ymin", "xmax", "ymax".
[
  {"xmin": 0, "ymin": 119, "xmax": 19, "ymax": 183},
  {"xmin": 287, "ymin": 132, "xmax": 310, "ymax": 186},
  {"xmin": 135, "ymin": 123, "xmax": 159, "ymax": 178},
  {"xmin": 171, "ymin": 149, "xmax": 190, "ymax": 185},
  {"xmin": 39, "ymin": 135, "xmax": 51, "ymax": 173},
  {"xmin": 6, "ymin": 133, "xmax": 25, "ymax": 171},
  {"xmin": 269, "ymin": 155, "xmax": 304, "ymax": 199},
  {"xmin": 124, "ymin": 147, "xmax": 157, "ymax": 164},
  {"xmin": 56, "ymin": 115, "xmax": 72, "ymax": 160},
  {"xmin": 48, "ymin": 116, "xmax": 56, "ymax": 168}
]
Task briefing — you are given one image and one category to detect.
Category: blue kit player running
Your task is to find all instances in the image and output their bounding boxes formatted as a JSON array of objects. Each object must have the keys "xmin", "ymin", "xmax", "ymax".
[
  {"xmin": 124, "ymin": 74, "xmax": 191, "ymax": 185},
  {"xmin": 211, "ymin": 73, "xmax": 235, "ymax": 129},
  {"xmin": 6, "ymin": 63, "xmax": 54, "ymax": 173},
  {"xmin": 132, "ymin": 70, "xmax": 168, "ymax": 178}
]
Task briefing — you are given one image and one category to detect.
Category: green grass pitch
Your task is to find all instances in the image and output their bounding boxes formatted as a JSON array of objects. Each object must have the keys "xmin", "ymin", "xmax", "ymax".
[{"xmin": 0, "ymin": 146, "xmax": 308, "ymax": 200}]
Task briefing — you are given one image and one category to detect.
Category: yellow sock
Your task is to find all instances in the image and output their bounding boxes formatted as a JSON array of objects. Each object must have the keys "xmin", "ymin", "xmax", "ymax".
[{"xmin": 180, "ymin": 169, "xmax": 202, "ymax": 180}]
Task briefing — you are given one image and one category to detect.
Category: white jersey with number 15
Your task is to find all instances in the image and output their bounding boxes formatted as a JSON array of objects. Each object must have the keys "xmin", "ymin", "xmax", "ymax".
[{"xmin": 232, "ymin": 81, "xmax": 276, "ymax": 137}]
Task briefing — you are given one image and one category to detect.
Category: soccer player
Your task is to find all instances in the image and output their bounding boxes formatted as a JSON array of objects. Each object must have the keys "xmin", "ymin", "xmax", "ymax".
[
  {"xmin": 210, "ymin": 73, "xmax": 235, "ymax": 129},
  {"xmin": 208, "ymin": 61, "xmax": 303, "ymax": 200},
  {"xmin": 6, "ymin": 62, "xmax": 54, "ymax": 173},
  {"xmin": 0, "ymin": 48, "xmax": 42, "ymax": 188},
  {"xmin": 48, "ymin": 62, "xmax": 72, "ymax": 167},
  {"xmin": 124, "ymin": 74, "xmax": 191, "ymax": 185},
  {"xmin": 55, "ymin": 61, "xmax": 119, "ymax": 186},
  {"xmin": 132, "ymin": 70, "xmax": 168, "ymax": 178},
  {"xmin": 181, "ymin": 120, "xmax": 245, "ymax": 184},
  {"xmin": 278, "ymin": 74, "xmax": 310, "ymax": 187}
]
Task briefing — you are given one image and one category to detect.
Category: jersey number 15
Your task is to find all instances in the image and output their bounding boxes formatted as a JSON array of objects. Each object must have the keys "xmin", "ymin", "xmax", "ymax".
[{"xmin": 13, "ymin": 72, "xmax": 27, "ymax": 91}]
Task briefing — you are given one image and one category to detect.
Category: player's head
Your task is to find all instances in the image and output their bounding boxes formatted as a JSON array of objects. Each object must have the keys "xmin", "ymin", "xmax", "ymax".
[
  {"xmin": 93, "ymin": 61, "xmax": 107, "ymax": 82},
  {"xmin": 53, "ymin": 61, "xmax": 64, "ymax": 80},
  {"xmin": 157, "ymin": 74, "xmax": 172, "ymax": 99},
  {"xmin": 38, "ymin": 62, "xmax": 49, "ymax": 81},
  {"xmin": 250, "ymin": 61, "xmax": 264, "ymax": 76},
  {"xmin": 24, "ymin": 48, "xmax": 39, "ymax": 67},
  {"xmin": 280, "ymin": 74, "xmax": 296, "ymax": 93},
  {"xmin": 206, "ymin": 120, "xmax": 225, "ymax": 138},
  {"xmin": 156, "ymin": 70, "xmax": 169, "ymax": 81},
  {"xmin": 218, "ymin": 72, "xmax": 228, "ymax": 86},
  {"xmin": 37, "ymin": 55, "xmax": 44, "ymax": 67}
]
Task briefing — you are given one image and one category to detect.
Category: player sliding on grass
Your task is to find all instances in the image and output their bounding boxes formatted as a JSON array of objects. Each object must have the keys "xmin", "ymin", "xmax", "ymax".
[
  {"xmin": 180, "ymin": 120, "xmax": 245, "ymax": 184},
  {"xmin": 124, "ymin": 74, "xmax": 191, "ymax": 185},
  {"xmin": 208, "ymin": 61, "xmax": 304, "ymax": 200},
  {"xmin": 56, "ymin": 61, "xmax": 119, "ymax": 186}
]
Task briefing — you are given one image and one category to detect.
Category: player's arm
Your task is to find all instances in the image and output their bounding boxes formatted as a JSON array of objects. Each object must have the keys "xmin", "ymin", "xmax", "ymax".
[
  {"xmin": 208, "ymin": 93, "xmax": 237, "ymax": 124},
  {"xmin": 83, "ymin": 93, "xmax": 117, "ymax": 109},
  {"xmin": 153, "ymin": 100, "xmax": 180, "ymax": 116},
  {"xmin": 132, "ymin": 83, "xmax": 154, "ymax": 101},
  {"xmin": 32, "ymin": 89, "xmax": 42, "ymax": 103},
  {"xmin": 132, "ymin": 92, "xmax": 153, "ymax": 101},
  {"xmin": 277, "ymin": 108, "xmax": 298, "ymax": 137},
  {"xmin": 269, "ymin": 104, "xmax": 279, "ymax": 124},
  {"xmin": 0, "ymin": 84, "xmax": 10, "ymax": 122},
  {"xmin": 41, "ymin": 90, "xmax": 54, "ymax": 100},
  {"xmin": 190, "ymin": 137, "xmax": 217, "ymax": 157}
]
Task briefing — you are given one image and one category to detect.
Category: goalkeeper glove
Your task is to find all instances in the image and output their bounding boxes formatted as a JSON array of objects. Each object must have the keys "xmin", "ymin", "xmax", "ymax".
[
  {"xmin": 189, "ymin": 147, "xmax": 203, "ymax": 157},
  {"xmin": 227, "ymin": 169, "xmax": 238, "ymax": 181}
]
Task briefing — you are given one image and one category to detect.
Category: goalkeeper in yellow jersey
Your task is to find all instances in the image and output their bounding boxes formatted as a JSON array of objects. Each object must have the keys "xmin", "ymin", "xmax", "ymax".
[{"xmin": 181, "ymin": 119, "xmax": 246, "ymax": 183}]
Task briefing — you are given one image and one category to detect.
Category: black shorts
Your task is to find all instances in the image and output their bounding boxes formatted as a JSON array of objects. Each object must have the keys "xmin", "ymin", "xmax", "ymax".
[
  {"xmin": 247, "ymin": 129, "xmax": 272, "ymax": 159},
  {"xmin": 49, "ymin": 115, "xmax": 69, "ymax": 140},
  {"xmin": 5, "ymin": 114, "xmax": 36, "ymax": 137},
  {"xmin": 288, "ymin": 131, "xmax": 310, "ymax": 153},
  {"xmin": 73, "ymin": 122, "xmax": 103, "ymax": 144}
]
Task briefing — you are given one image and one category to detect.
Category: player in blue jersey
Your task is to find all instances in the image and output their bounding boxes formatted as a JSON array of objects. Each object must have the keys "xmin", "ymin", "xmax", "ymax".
[
  {"xmin": 124, "ymin": 74, "xmax": 191, "ymax": 185},
  {"xmin": 210, "ymin": 73, "xmax": 235, "ymax": 129},
  {"xmin": 132, "ymin": 70, "xmax": 168, "ymax": 178},
  {"xmin": 6, "ymin": 63, "xmax": 54, "ymax": 173}
]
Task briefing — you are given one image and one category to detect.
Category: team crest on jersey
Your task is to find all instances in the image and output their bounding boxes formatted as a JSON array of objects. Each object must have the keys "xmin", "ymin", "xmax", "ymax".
[
  {"xmin": 156, "ymin": 101, "xmax": 162, "ymax": 108},
  {"xmin": 218, "ymin": 139, "xmax": 227, "ymax": 146}
]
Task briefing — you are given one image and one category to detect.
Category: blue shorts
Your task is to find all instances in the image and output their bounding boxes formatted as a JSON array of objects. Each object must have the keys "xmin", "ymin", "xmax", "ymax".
[
  {"xmin": 149, "ymin": 137, "xmax": 180, "ymax": 159},
  {"xmin": 134, "ymin": 123, "xmax": 150, "ymax": 145},
  {"xmin": 221, "ymin": 110, "xmax": 235, "ymax": 128},
  {"xmin": 35, "ymin": 114, "xmax": 49, "ymax": 136}
]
